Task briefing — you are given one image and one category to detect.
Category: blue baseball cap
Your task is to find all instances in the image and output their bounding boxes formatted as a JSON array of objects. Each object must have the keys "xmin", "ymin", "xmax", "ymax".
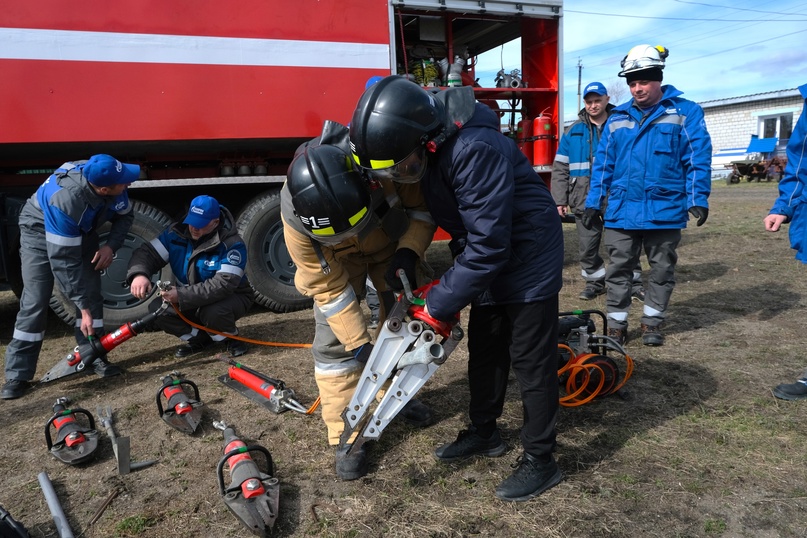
[
  {"xmin": 82, "ymin": 154, "xmax": 140, "ymax": 187},
  {"xmin": 583, "ymin": 82, "xmax": 608, "ymax": 98},
  {"xmin": 365, "ymin": 75, "xmax": 385, "ymax": 89},
  {"xmin": 183, "ymin": 195, "xmax": 221, "ymax": 229}
]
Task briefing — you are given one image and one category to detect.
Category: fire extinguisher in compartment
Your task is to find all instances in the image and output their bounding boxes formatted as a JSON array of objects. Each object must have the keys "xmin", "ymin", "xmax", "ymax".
[
  {"xmin": 516, "ymin": 118, "xmax": 533, "ymax": 163},
  {"xmin": 532, "ymin": 109, "xmax": 555, "ymax": 166}
]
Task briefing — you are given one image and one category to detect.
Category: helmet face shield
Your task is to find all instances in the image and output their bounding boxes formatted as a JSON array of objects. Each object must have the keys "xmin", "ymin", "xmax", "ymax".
[
  {"xmin": 357, "ymin": 146, "xmax": 428, "ymax": 183},
  {"xmin": 304, "ymin": 206, "xmax": 373, "ymax": 245}
]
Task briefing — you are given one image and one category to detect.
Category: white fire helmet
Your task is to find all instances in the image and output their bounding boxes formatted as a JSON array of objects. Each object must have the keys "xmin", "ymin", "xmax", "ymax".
[{"xmin": 618, "ymin": 45, "xmax": 670, "ymax": 77}]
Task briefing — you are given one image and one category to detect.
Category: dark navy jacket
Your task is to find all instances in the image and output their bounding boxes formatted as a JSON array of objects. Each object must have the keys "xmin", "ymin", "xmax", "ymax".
[{"xmin": 422, "ymin": 102, "xmax": 564, "ymax": 321}]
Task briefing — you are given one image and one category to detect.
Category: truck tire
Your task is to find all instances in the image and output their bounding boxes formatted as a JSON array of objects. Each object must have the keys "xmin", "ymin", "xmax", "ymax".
[
  {"xmin": 49, "ymin": 200, "xmax": 174, "ymax": 330},
  {"xmin": 236, "ymin": 190, "xmax": 312, "ymax": 313}
]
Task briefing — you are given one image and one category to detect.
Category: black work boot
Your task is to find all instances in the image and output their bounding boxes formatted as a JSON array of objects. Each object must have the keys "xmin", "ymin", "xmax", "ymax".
[
  {"xmin": 335, "ymin": 444, "xmax": 368, "ymax": 481},
  {"xmin": 607, "ymin": 326, "xmax": 627, "ymax": 346},
  {"xmin": 1, "ymin": 379, "xmax": 31, "ymax": 400},
  {"xmin": 773, "ymin": 379, "xmax": 807, "ymax": 401},
  {"xmin": 434, "ymin": 426, "xmax": 506, "ymax": 462},
  {"xmin": 92, "ymin": 357, "xmax": 123, "ymax": 377},
  {"xmin": 579, "ymin": 281, "xmax": 605, "ymax": 301},
  {"xmin": 399, "ymin": 398, "xmax": 435, "ymax": 427},
  {"xmin": 226, "ymin": 338, "xmax": 248, "ymax": 357},
  {"xmin": 641, "ymin": 323, "xmax": 665, "ymax": 346},
  {"xmin": 494, "ymin": 452, "xmax": 562, "ymax": 502},
  {"xmin": 175, "ymin": 333, "xmax": 214, "ymax": 358}
]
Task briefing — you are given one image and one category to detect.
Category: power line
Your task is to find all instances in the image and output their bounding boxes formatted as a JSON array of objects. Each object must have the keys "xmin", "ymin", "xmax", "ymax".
[
  {"xmin": 565, "ymin": 9, "xmax": 807, "ymax": 22},
  {"xmin": 672, "ymin": 0, "xmax": 807, "ymax": 16}
]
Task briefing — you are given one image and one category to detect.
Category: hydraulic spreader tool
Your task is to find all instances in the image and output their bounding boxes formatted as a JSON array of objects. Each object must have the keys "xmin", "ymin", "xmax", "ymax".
[{"xmin": 338, "ymin": 272, "xmax": 463, "ymax": 456}]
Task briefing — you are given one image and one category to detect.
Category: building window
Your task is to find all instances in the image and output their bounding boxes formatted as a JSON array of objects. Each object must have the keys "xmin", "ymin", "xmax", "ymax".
[{"xmin": 760, "ymin": 114, "xmax": 794, "ymax": 143}]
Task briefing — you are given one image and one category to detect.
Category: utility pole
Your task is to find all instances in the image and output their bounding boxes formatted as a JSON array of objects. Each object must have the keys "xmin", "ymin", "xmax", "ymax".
[{"xmin": 577, "ymin": 58, "xmax": 583, "ymax": 111}]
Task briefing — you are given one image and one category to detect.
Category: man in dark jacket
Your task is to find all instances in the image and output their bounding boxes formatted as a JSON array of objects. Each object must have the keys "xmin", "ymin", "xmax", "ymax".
[
  {"xmin": 349, "ymin": 76, "xmax": 564, "ymax": 502},
  {"xmin": 127, "ymin": 195, "xmax": 253, "ymax": 357},
  {"xmin": 3, "ymin": 154, "xmax": 139, "ymax": 400}
]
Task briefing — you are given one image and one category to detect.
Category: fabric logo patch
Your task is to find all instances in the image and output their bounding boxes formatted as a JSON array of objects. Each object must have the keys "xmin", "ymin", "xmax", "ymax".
[
  {"xmin": 114, "ymin": 201, "xmax": 126, "ymax": 211},
  {"xmin": 190, "ymin": 206, "xmax": 205, "ymax": 215},
  {"xmin": 227, "ymin": 250, "xmax": 242, "ymax": 265}
]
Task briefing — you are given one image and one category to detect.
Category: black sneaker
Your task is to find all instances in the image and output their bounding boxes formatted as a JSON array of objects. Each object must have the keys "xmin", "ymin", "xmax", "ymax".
[
  {"xmin": 434, "ymin": 427, "xmax": 506, "ymax": 462},
  {"xmin": 92, "ymin": 358, "xmax": 123, "ymax": 377},
  {"xmin": 579, "ymin": 282, "xmax": 605, "ymax": 301},
  {"xmin": 607, "ymin": 327, "xmax": 627, "ymax": 346},
  {"xmin": 495, "ymin": 452, "xmax": 562, "ymax": 502},
  {"xmin": 335, "ymin": 444, "xmax": 368, "ymax": 481},
  {"xmin": 175, "ymin": 339, "xmax": 214, "ymax": 358},
  {"xmin": 773, "ymin": 379, "xmax": 807, "ymax": 400},
  {"xmin": 641, "ymin": 323, "xmax": 665, "ymax": 346},
  {"xmin": 632, "ymin": 286, "xmax": 646, "ymax": 302},
  {"xmin": 1, "ymin": 379, "xmax": 31, "ymax": 400},
  {"xmin": 226, "ymin": 339, "xmax": 248, "ymax": 358},
  {"xmin": 399, "ymin": 398, "xmax": 434, "ymax": 428}
]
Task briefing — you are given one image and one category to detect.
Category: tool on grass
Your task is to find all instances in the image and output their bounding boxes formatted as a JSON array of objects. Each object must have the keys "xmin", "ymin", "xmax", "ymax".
[
  {"xmin": 41, "ymin": 282, "xmax": 174, "ymax": 383},
  {"xmin": 338, "ymin": 271, "xmax": 463, "ymax": 455},
  {"xmin": 213, "ymin": 420, "xmax": 279, "ymax": 536},
  {"xmin": 156, "ymin": 371, "xmax": 204, "ymax": 434},
  {"xmin": 45, "ymin": 397, "xmax": 99, "ymax": 465},
  {"xmin": 97, "ymin": 406, "xmax": 158, "ymax": 475},
  {"xmin": 38, "ymin": 471, "xmax": 74, "ymax": 538},
  {"xmin": 218, "ymin": 357, "xmax": 309, "ymax": 414},
  {"xmin": 556, "ymin": 309, "xmax": 634, "ymax": 407},
  {"xmin": 0, "ymin": 504, "xmax": 30, "ymax": 537}
]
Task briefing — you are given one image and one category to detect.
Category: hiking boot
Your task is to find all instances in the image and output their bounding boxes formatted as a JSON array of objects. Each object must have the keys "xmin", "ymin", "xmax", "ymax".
[
  {"xmin": 641, "ymin": 323, "xmax": 665, "ymax": 346},
  {"xmin": 335, "ymin": 444, "xmax": 368, "ymax": 481},
  {"xmin": 607, "ymin": 327, "xmax": 627, "ymax": 346},
  {"xmin": 399, "ymin": 398, "xmax": 434, "ymax": 428},
  {"xmin": 434, "ymin": 426, "xmax": 506, "ymax": 462},
  {"xmin": 175, "ymin": 334, "xmax": 214, "ymax": 358},
  {"xmin": 494, "ymin": 452, "xmax": 562, "ymax": 502},
  {"xmin": 1, "ymin": 379, "xmax": 31, "ymax": 400},
  {"xmin": 773, "ymin": 379, "xmax": 807, "ymax": 401},
  {"xmin": 226, "ymin": 339, "xmax": 248, "ymax": 357},
  {"xmin": 578, "ymin": 282, "xmax": 605, "ymax": 301},
  {"xmin": 632, "ymin": 286, "xmax": 646, "ymax": 302},
  {"xmin": 92, "ymin": 358, "xmax": 123, "ymax": 377}
]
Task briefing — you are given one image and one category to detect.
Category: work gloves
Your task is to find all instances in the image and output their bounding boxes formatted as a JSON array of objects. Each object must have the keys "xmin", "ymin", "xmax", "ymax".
[
  {"xmin": 354, "ymin": 343, "xmax": 373, "ymax": 364},
  {"xmin": 689, "ymin": 206, "xmax": 709, "ymax": 226},
  {"xmin": 385, "ymin": 248, "xmax": 418, "ymax": 292},
  {"xmin": 580, "ymin": 208, "xmax": 603, "ymax": 230}
]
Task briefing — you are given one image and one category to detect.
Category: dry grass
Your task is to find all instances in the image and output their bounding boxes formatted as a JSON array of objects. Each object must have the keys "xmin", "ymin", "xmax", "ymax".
[{"xmin": 2, "ymin": 181, "xmax": 807, "ymax": 537}]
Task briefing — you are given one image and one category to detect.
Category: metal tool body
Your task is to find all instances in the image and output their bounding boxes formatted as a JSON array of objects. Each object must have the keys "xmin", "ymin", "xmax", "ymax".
[
  {"xmin": 213, "ymin": 421, "xmax": 279, "ymax": 536},
  {"xmin": 97, "ymin": 406, "xmax": 158, "ymax": 474},
  {"xmin": 218, "ymin": 358, "xmax": 308, "ymax": 414},
  {"xmin": 339, "ymin": 274, "xmax": 463, "ymax": 454},
  {"xmin": 41, "ymin": 294, "xmax": 172, "ymax": 383},
  {"xmin": 156, "ymin": 372, "xmax": 204, "ymax": 434},
  {"xmin": 45, "ymin": 397, "xmax": 99, "ymax": 465}
]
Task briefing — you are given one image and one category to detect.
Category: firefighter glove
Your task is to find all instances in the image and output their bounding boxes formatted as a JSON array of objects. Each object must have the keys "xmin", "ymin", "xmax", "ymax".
[
  {"xmin": 689, "ymin": 206, "xmax": 709, "ymax": 226},
  {"xmin": 385, "ymin": 248, "xmax": 419, "ymax": 292},
  {"xmin": 581, "ymin": 208, "xmax": 603, "ymax": 230},
  {"xmin": 354, "ymin": 343, "xmax": 373, "ymax": 364}
]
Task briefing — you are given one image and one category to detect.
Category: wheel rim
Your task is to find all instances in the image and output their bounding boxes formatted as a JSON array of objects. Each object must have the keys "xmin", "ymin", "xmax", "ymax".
[
  {"xmin": 260, "ymin": 219, "xmax": 296, "ymax": 285},
  {"xmin": 99, "ymin": 230, "xmax": 159, "ymax": 311}
]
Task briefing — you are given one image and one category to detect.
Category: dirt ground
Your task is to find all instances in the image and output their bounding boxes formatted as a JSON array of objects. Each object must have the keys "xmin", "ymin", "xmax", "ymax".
[{"xmin": 2, "ymin": 182, "xmax": 807, "ymax": 538}]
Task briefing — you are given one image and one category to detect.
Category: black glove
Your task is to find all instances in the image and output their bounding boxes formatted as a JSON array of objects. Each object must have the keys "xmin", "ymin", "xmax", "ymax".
[
  {"xmin": 353, "ymin": 343, "xmax": 373, "ymax": 364},
  {"xmin": 580, "ymin": 208, "xmax": 603, "ymax": 230},
  {"xmin": 689, "ymin": 206, "xmax": 709, "ymax": 226},
  {"xmin": 385, "ymin": 248, "xmax": 419, "ymax": 292}
]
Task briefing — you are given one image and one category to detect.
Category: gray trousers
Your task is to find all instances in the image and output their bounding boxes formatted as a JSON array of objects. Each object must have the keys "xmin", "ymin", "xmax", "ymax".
[
  {"xmin": 149, "ymin": 293, "xmax": 253, "ymax": 343},
  {"xmin": 604, "ymin": 228, "xmax": 681, "ymax": 329},
  {"xmin": 576, "ymin": 217, "xmax": 644, "ymax": 289},
  {"xmin": 5, "ymin": 226, "xmax": 104, "ymax": 381}
]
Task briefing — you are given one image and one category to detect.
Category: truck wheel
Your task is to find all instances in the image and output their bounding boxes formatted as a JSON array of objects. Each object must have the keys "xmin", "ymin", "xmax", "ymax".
[
  {"xmin": 236, "ymin": 190, "xmax": 312, "ymax": 313},
  {"xmin": 49, "ymin": 200, "xmax": 173, "ymax": 330}
]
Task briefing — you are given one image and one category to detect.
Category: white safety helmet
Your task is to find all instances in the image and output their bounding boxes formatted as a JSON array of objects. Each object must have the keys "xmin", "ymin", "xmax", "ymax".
[{"xmin": 618, "ymin": 44, "xmax": 669, "ymax": 77}]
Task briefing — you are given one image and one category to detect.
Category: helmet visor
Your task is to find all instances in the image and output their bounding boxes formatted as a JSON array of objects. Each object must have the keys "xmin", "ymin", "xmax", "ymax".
[
  {"xmin": 359, "ymin": 146, "xmax": 428, "ymax": 183},
  {"xmin": 305, "ymin": 206, "xmax": 374, "ymax": 246}
]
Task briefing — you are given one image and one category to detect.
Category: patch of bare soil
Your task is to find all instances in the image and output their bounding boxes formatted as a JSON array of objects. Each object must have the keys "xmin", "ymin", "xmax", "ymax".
[{"xmin": 2, "ymin": 182, "xmax": 807, "ymax": 538}]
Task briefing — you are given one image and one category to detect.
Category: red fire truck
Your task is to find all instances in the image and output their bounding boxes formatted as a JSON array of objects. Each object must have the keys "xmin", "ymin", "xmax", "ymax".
[{"xmin": 0, "ymin": 0, "xmax": 562, "ymax": 327}]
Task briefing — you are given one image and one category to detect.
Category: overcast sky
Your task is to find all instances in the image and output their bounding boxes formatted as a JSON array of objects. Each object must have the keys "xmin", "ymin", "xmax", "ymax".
[{"xmin": 474, "ymin": 0, "xmax": 807, "ymax": 122}]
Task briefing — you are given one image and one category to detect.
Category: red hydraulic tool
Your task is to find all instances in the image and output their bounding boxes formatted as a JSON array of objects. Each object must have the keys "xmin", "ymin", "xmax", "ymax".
[
  {"xmin": 218, "ymin": 358, "xmax": 309, "ymax": 414},
  {"xmin": 213, "ymin": 420, "xmax": 279, "ymax": 536},
  {"xmin": 41, "ymin": 283, "xmax": 173, "ymax": 383},
  {"xmin": 45, "ymin": 397, "xmax": 99, "ymax": 465},
  {"xmin": 156, "ymin": 372, "xmax": 204, "ymax": 434},
  {"xmin": 338, "ymin": 271, "xmax": 463, "ymax": 456}
]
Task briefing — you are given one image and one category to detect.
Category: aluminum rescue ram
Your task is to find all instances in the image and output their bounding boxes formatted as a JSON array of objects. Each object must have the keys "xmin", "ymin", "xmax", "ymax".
[{"xmin": 0, "ymin": 0, "xmax": 563, "ymax": 326}]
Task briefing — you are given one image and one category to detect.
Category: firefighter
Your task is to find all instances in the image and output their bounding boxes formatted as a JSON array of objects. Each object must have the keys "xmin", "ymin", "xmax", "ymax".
[
  {"xmin": 281, "ymin": 121, "xmax": 436, "ymax": 480},
  {"xmin": 3, "ymin": 154, "xmax": 139, "ymax": 400},
  {"xmin": 127, "ymin": 195, "xmax": 253, "ymax": 358},
  {"xmin": 349, "ymin": 76, "xmax": 564, "ymax": 502}
]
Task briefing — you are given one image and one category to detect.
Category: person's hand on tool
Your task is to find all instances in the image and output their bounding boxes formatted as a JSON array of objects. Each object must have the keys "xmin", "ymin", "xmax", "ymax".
[
  {"xmin": 159, "ymin": 286, "xmax": 179, "ymax": 304},
  {"xmin": 385, "ymin": 248, "xmax": 418, "ymax": 291},
  {"xmin": 129, "ymin": 275, "xmax": 153, "ymax": 299},
  {"xmin": 80, "ymin": 308, "xmax": 95, "ymax": 337},
  {"xmin": 91, "ymin": 245, "xmax": 115, "ymax": 271}
]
